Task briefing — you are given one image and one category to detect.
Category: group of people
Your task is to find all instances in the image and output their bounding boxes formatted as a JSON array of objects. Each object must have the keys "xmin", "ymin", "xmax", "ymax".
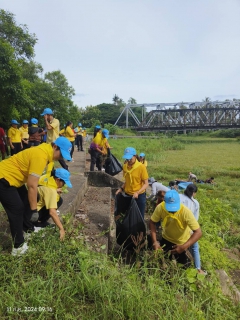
[
  {"xmin": 0, "ymin": 108, "xmax": 75, "ymax": 256},
  {"xmin": 115, "ymin": 147, "xmax": 206, "ymax": 274},
  {"xmin": 1, "ymin": 117, "xmax": 206, "ymax": 273}
]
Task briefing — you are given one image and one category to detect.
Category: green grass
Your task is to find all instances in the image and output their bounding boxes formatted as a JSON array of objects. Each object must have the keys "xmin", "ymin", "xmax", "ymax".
[{"xmin": 1, "ymin": 136, "xmax": 240, "ymax": 319}]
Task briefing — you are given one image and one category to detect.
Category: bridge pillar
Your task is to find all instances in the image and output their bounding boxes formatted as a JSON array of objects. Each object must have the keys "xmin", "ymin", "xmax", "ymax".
[{"xmin": 183, "ymin": 129, "xmax": 187, "ymax": 134}]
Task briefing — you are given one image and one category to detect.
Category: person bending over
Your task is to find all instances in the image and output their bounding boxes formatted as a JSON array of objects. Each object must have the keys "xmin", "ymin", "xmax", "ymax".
[{"xmin": 149, "ymin": 190, "xmax": 202, "ymax": 268}]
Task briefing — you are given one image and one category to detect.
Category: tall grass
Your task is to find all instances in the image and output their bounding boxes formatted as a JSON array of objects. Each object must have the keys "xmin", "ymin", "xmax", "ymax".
[
  {"xmin": 1, "ymin": 136, "xmax": 240, "ymax": 319},
  {"xmin": 1, "ymin": 227, "xmax": 239, "ymax": 319}
]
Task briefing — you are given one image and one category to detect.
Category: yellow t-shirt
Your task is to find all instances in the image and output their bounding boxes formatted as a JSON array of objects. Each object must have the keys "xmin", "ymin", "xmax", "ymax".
[
  {"xmin": 141, "ymin": 160, "xmax": 148, "ymax": 167},
  {"xmin": 151, "ymin": 202, "xmax": 200, "ymax": 245},
  {"xmin": 47, "ymin": 118, "xmax": 59, "ymax": 143},
  {"xmin": 75, "ymin": 126, "xmax": 83, "ymax": 136},
  {"xmin": 0, "ymin": 143, "xmax": 53, "ymax": 187},
  {"xmin": 8, "ymin": 127, "xmax": 22, "ymax": 143},
  {"xmin": 37, "ymin": 186, "xmax": 58, "ymax": 211},
  {"xmin": 59, "ymin": 126, "xmax": 75, "ymax": 142},
  {"xmin": 38, "ymin": 174, "xmax": 60, "ymax": 201},
  {"xmin": 82, "ymin": 130, "xmax": 86, "ymax": 137},
  {"xmin": 123, "ymin": 160, "xmax": 149, "ymax": 195},
  {"xmin": 92, "ymin": 131, "xmax": 102, "ymax": 145},
  {"xmin": 19, "ymin": 126, "xmax": 29, "ymax": 139},
  {"xmin": 99, "ymin": 137, "xmax": 110, "ymax": 155}
]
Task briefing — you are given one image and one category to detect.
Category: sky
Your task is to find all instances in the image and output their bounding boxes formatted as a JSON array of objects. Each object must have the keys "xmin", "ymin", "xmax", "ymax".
[{"xmin": 1, "ymin": 0, "xmax": 240, "ymax": 110}]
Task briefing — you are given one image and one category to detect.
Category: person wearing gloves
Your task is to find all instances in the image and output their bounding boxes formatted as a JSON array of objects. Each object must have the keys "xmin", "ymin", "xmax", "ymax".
[
  {"xmin": 41, "ymin": 108, "xmax": 59, "ymax": 144},
  {"xmin": 149, "ymin": 190, "xmax": 202, "ymax": 268},
  {"xmin": 116, "ymin": 147, "xmax": 149, "ymax": 218},
  {"xmin": 8, "ymin": 120, "xmax": 23, "ymax": 156},
  {"xmin": 139, "ymin": 153, "xmax": 148, "ymax": 167},
  {"xmin": 147, "ymin": 177, "xmax": 169, "ymax": 202},
  {"xmin": 19, "ymin": 120, "xmax": 29, "ymax": 150},
  {"xmin": 0, "ymin": 136, "xmax": 72, "ymax": 256},
  {"xmin": 31, "ymin": 168, "xmax": 72, "ymax": 241}
]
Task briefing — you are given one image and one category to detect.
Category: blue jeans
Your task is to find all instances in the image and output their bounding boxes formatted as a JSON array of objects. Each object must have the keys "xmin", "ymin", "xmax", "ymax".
[
  {"xmin": 135, "ymin": 192, "xmax": 146, "ymax": 219},
  {"xmin": 189, "ymin": 241, "xmax": 201, "ymax": 270}
]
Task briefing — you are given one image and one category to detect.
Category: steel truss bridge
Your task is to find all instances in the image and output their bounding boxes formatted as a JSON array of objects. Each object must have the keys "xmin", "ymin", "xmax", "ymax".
[{"xmin": 114, "ymin": 101, "xmax": 240, "ymax": 131}]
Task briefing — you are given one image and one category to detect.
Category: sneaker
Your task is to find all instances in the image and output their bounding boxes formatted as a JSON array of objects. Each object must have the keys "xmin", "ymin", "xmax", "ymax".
[
  {"xmin": 11, "ymin": 242, "xmax": 28, "ymax": 256},
  {"xmin": 57, "ymin": 210, "xmax": 60, "ymax": 215}
]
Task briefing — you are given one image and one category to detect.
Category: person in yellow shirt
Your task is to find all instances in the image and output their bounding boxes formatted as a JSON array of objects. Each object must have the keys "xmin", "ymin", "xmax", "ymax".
[
  {"xmin": 149, "ymin": 189, "xmax": 202, "ymax": 268},
  {"xmin": 139, "ymin": 152, "xmax": 148, "ymax": 167},
  {"xmin": 116, "ymin": 147, "xmax": 149, "ymax": 218},
  {"xmin": 41, "ymin": 108, "xmax": 59, "ymax": 143},
  {"xmin": 74, "ymin": 122, "xmax": 84, "ymax": 152},
  {"xmin": 89, "ymin": 125, "xmax": 108, "ymax": 171},
  {"xmin": 19, "ymin": 120, "xmax": 29, "ymax": 150},
  {"xmin": 32, "ymin": 168, "xmax": 72, "ymax": 241},
  {"xmin": 0, "ymin": 136, "xmax": 72, "ymax": 256},
  {"xmin": 99, "ymin": 129, "xmax": 111, "ymax": 170},
  {"xmin": 59, "ymin": 121, "xmax": 76, "ymax": 159},
  {"xmin": 8, "ymin": 120, "xmax": 23, "ymax": 156}
]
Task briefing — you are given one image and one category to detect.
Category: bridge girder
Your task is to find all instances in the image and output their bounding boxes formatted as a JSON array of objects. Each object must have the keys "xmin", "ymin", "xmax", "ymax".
[{"xmin": 114, "ymin": 101, "xmax": 240, "ymax": 130}]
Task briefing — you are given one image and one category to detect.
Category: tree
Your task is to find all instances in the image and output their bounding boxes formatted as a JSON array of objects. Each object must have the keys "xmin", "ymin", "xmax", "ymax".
[
  {"xmin": 0, "ymin": 9, "xmax": 37, "ymax": 60},
  {"xmin": 0, "ymin": 39, "xmax": 24, "ymax": 123},
  {"xmin": 128, "ymin": 97, "xmax": 137, "ymax": 105},
  {"xmin": 44, "ymin": 70, "xmax": 75, "ymax": 98},
  {"xmin": 81, "ymin": 105, "xmax": 101, "ymax": 127},
  {"xmin": 112, "ymin": 94, "xmax": 119, "ymax": 105}
]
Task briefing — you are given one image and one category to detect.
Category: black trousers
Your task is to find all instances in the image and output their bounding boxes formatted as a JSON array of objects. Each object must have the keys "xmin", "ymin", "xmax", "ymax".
[
  {"xmin": 38, "ymin": 197, "xmax": 63, "ymax": 222},
  {"xmin": 10, "ymin": 143, "xmax": 22, "ymax": 156},
  {"xmin": 161, "ymin": 237, "xmax": 191, "ymax": 268},
  {"xmin": 0, "ymin": 179, "xmax": 33, "ymax": 248},
  {"xmin": 70, "ymin": 141, "xmax": 74, "ymax": 158},
  {"xmin": 90, "ymin": 149, "xmax": 101, "ymax": 171},
  {"xmin": 77, "ymin": 135, "xmax": 83, "ymax": 151}
]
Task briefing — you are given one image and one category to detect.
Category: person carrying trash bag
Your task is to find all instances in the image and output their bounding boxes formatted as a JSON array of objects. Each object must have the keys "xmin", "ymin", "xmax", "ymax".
[
  {"xmin": 0, "ymin": 136, "xmax": 72, "ymax": 256},
  {"xmin": 116, "ymin": 147, "xmax": 149, "ymax": 219}
]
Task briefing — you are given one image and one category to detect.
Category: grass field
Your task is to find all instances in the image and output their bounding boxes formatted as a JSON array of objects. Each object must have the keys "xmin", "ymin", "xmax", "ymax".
[{"xmin": 1, "ymin": 136, "xmax": 240, "ymax": 319}]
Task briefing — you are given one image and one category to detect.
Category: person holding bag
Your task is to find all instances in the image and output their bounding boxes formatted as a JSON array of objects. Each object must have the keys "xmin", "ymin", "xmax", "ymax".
[{"xmin": 116, "ymin": 147, "xmax": 149, "ymax": 219}]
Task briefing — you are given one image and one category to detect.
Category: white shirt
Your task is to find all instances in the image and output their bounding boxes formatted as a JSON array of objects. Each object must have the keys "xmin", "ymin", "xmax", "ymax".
[
  {"xmin": 148, "ymin": 182, "xmax": 169, "ymax": 199},
  {"xmin": 179, "ymin": 194, "xmax": 199, "ymax": 220}
]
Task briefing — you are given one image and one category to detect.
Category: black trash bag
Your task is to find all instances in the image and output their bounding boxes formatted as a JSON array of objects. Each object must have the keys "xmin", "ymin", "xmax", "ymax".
[
  {"xmin": 105, "ymin": 151, "xmax": 122, "ymax": 176},
  {"xmin": 114, "ymin": 193, "xmax": 146, "ymax": 250}
]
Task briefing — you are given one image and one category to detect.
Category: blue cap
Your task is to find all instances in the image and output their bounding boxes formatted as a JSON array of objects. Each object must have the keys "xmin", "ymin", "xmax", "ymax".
[
  {"xmin": 11, "ymin": 120, "xmax": 19, "ymax": 125},
  {"xmin": 95, "ymin": 125, "xmax": 101, "ymax": 129},
  {"xmin": 54, "ymin": 137, "xmax": 72, "ymax": 161},
  {"xmin": 164, "ymin": 190, "xmax": 180, "ymax": 212},
  {"xmin": 78, "ymin": 123, "xmax": 82, "ymax": 127},
  {"xmin": 122, "ymin": 147, "xmax": 137, "ymax": 160},
  {"xmin": 41, "ymin": 108, "xmax": 53, "ymax": 116},
  {"xmin": 31, "ymin": 118, "xmax": 38, "ymax": 125},
  {"xmin": 139, "ymin": 153, "xmax": 145, "ymax": 157},
  {"xmin": 83, "ymin": 127, "xmax": 86, "ymax": 130},
  {"xmin": 55, "ymin": 168, "xmax": 72, "ymax": 188},
  {"xmin": 22, "ymin": 120, "xmax": 29, "ymax": 124},
  {"xmin": 102, "ymin": 129, "xmax": 109, "ymax": 139}
]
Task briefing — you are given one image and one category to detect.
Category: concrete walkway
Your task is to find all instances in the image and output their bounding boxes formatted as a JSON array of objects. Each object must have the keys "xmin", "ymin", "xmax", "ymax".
[{"xmin": 59, "ymin": 147, "xmax": 88, "ymax": 216}]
